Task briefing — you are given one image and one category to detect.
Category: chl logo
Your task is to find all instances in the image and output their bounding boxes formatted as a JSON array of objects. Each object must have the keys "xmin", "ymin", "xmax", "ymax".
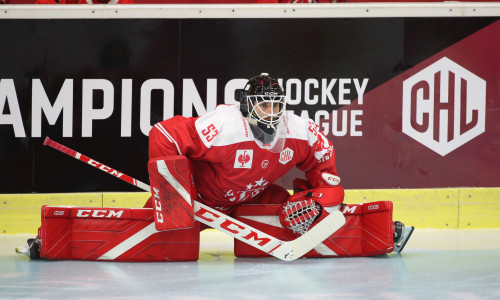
[
  {"xmin": 402, "ymin": 57, "xmax": 486, "ymax": 156},
  {"xmin": 279, "ymin": 148, "xmax": 294, "ymax": 165}
]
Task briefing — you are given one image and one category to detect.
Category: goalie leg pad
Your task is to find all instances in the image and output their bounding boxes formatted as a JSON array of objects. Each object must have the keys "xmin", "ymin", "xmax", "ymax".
[
  {"xmin": 326, "ymin": 201, "xmax": 395, "ymax": 257},
  {"xmin": 233, "ymin": 200, "xmax": 396, "ymax": 258},
  {"xmin": 148, "ymin": 156, "xmax": 197, "ymax": 231},
  {"xmin": 36, "ymin": 205, "xmax": 200, "ymax": 262}
]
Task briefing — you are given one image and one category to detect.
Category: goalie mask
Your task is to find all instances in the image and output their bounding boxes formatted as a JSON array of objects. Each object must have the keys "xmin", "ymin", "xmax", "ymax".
[{"xmin": 236, "ymin": 73, "xmax": 287, "ymax": 153}]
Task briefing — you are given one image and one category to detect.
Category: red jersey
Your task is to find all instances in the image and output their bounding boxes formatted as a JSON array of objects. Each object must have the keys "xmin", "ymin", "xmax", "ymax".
[{"xmin": 149, "ymin": 104, "xmax": 337, "ymax": 210}]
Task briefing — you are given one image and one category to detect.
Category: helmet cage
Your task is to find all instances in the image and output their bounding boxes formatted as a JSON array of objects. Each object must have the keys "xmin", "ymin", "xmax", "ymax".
[{"xmin": 246, "ymin": 94, "xmax": 286, "ymax": 135}]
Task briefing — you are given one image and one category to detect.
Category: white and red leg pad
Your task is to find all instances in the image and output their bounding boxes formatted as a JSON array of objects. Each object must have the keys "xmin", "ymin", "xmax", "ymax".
[
  {"xmin": 148, "ymin": 156, "xmax": 196, "ymax": 231},
  {"xmin": 38, "ymin": 205, "xmax": 200, "ymax": 261},
  {"xmin": 233, "ymin": 201, "xmax": 395, "ymax": 257}
]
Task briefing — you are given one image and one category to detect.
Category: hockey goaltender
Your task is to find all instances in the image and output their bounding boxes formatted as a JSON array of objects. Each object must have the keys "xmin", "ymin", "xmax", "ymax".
[{"xmin": 17, "ymin": 73, "xmax": 413, "ymax": 261}]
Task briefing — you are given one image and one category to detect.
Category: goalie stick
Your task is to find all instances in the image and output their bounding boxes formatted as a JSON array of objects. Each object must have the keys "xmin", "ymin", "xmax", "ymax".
[{"xmin": 43, "ymin": 136, "xmax": 346, "ymax": 261}]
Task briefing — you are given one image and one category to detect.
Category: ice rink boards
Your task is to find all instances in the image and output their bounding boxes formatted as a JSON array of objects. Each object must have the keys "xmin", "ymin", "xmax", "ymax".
[{"xmin": 1, "ymin": 228, "xmax": 500, "ymax": 300}]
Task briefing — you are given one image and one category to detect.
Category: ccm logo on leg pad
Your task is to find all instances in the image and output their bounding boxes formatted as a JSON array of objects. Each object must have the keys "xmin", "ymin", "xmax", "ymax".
[{"xmin": 76, "ymin": 209, "xmax": 124, "ymax": 218}]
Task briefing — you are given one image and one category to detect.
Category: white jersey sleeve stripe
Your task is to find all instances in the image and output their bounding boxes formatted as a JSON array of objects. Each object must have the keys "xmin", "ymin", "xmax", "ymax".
[{"xmin": 154, "ymin": 123, "xmax": 183, "ymax": 155}]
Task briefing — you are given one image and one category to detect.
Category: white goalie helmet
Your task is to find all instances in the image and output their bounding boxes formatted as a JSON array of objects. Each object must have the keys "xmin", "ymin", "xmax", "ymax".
[{"xmin": 236, "ymin": 73, "xmax": 287, "ymax": 153}]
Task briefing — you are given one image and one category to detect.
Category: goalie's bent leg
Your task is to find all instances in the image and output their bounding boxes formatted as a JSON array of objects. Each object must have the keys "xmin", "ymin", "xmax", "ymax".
[
  {"xmin": 234, "ymin": 192, "xmax": 412, "ymax": 257},
  {"xmin": 148, "ymin": 156, "xmax": 197, "ymax": 231}
]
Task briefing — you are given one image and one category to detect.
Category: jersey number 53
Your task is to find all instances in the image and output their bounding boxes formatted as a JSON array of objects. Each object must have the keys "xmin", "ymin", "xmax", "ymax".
[{"xmin": 201, "ymin": 124, "xmax": 219, "ymax": 142}]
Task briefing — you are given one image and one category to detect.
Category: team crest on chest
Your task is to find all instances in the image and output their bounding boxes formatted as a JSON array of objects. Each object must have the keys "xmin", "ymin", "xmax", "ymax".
[
  {"xmin": 279, "ymin": 147, "xmax": 294, "ymax": 165},
  {"xmin": 234, "ymin": 150, "xmax": 253, "ymax": 168}
]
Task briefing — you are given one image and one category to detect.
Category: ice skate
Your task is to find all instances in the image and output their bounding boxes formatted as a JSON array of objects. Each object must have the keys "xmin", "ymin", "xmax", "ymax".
[
  {"xmin": 15, "ymin": 236, "xmax": 41, "ymax": 259},
  {"xmin": 393, "ymin": 221, "xmax": 414, "ymax": 253}
]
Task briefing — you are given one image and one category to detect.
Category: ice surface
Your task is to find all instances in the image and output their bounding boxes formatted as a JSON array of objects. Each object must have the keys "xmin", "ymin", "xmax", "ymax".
[{"xmin": 1, "ymin": 229, "xmax": 500, "ymax": 299}]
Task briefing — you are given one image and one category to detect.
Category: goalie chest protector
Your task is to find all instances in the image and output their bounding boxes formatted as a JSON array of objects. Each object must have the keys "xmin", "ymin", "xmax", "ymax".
[
  {"xmin": 233, "ymin": 201, "xmax": 395, "ymax": 257},
  {"xmin": 38, "ymin": 205, "xmax": 200, "ymax": 262}
]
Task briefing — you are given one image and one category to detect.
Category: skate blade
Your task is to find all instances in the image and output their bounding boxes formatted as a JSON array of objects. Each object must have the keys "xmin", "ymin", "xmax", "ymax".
[{"xmin": 394, "ymin": 226, "xmax": 414, "ymax": 253}]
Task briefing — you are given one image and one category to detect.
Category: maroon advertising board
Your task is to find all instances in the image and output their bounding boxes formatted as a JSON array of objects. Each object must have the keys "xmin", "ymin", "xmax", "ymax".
[{"xmin": 0, "ymin": 17, "xmax": 498, "ymax": 193}]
